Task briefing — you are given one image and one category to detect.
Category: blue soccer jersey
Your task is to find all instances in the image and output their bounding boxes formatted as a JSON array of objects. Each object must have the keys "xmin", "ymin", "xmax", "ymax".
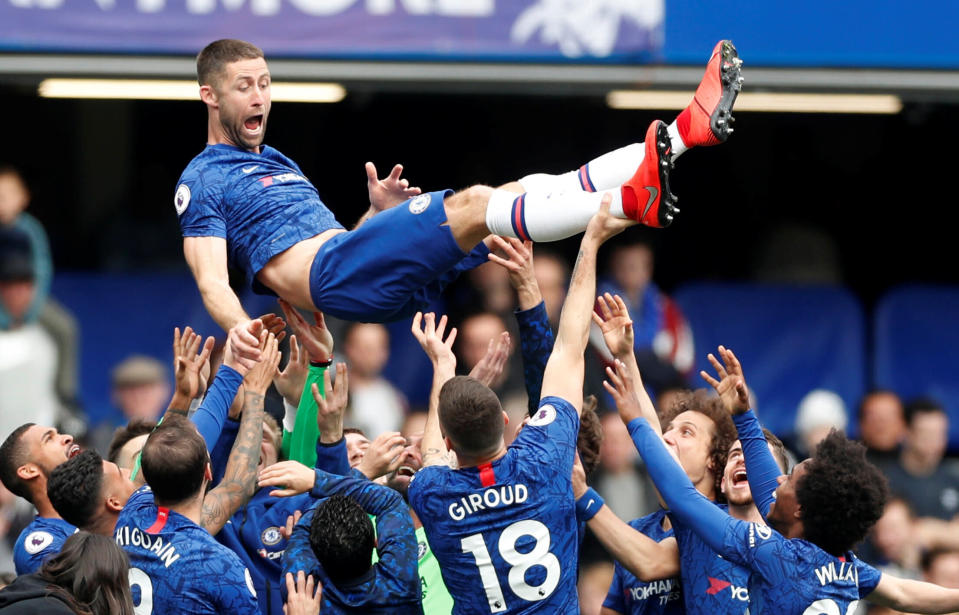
[
  {"xmin": 627, "ymin": 418, "xmax": 883, "ymax": 615},
  {"xmin": 13, "ymin": 516, "xmax": 75, "ymax": 575},
  {"xmin": 602, "ymin": 509, "xmax": 683, "ymax": 615},
  {"xmin": 671, "ymin": 504, "xmax": 751, "ymax": 615},
  {"xmin": 408, "ymin": 396, "xmax": 580, "ymax": 615},
  {"xmin": 175, "ymin": 144, "xmax": 343, "ymax": 289},
  {"xmin": 115, "ymin": 486, "xmax": 258, "ymax": 615}
]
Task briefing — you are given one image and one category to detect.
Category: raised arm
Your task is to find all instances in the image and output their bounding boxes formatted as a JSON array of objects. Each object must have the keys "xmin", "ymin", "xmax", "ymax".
[
  {"xmin": 200, "ymin": 332, "xmax": 280, "ymax": 534},
  {"xmin": 595, "ymin": 293, "xmax": 661, "ymax": 435},
  {"xmin": 701, "ymin": 346, "xmax": 781, "ymax": 517},
  {"xmin": 541, "ymin": 197, "xmax": 634, "ymax": 411},
  {"xmin": 488, "ymin": 236, "xmax": 554, "ymax": 417},
  {"xmin": 411, "ymin": 312, "xmax": 457, "ymax": 468},
  {"xmin": 165, "ymin": 325, "xmax": 215, "ymax": 416},
  {"xmin": 868, "ymin": 574, "xmax": 959, "ymax": 613}
]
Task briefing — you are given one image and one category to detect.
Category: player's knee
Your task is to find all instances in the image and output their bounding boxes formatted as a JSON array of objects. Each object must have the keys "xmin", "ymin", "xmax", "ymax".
[{"xmin": 448, "ymin": 184, "xmax": 493, "ymax": 212}]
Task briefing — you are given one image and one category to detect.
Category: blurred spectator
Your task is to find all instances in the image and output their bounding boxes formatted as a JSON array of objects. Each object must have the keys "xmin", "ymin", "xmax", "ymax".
[
  {"xmin": 859, "ymin": 390, "xmax": 907, "ymax": 470},
  {"xmin": 0, "ymin": 167, "xmax": 80, "ymax": 422},
  {"xmin": 0, "ymin": 484, "xmax": 16, "ymax": 575},
  {"xmin": 923, "ymin": 548, "xmax": 959, "ymax": 589},
  {"xmin": 0, "ymin": 228, "xmax": 60, "ymax": 444},
  {"xmin": 793, "ymin": 389, "xmax": 848, "ymax": 459},
  {"xmin": 532, "ymin": 249, "xmax": 568, "ymax": 326},
  {"xmin": 400, "ymin": 410, "xmax": 427, "ymax": 440},
  {"xmin": 868, "ymin": 497, "xmax": 922, "ymax": 580},
  {"xmin": 87, "ymin": 355, "xmax": 170, "ymax": 454},
  {"xmin": 343, "ymin": 323, "xmax": 407, "ymax": 438},
  {"xmin": 596, "ymin": 240, "xmax": 694, "ymax": 375},
  {"xmin": 885, "ymin": 398, "xmax": 959, "ymax": 520},
  {"xmin": 592, "ymin": 412, "xmax": 658, "ymax": 523},
  {"xmin": 466, "ymin": 261, "xmax": 514, "ymax": 316},
  {"xmin": 455, "ymin": 312, "xmax": 523, "ymax": 396}
]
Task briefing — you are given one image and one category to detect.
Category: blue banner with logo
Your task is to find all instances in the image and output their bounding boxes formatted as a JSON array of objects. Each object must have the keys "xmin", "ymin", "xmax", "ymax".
[{"xmin": 2, "ymin": 0, "xmax": 959, "ymax": 68}]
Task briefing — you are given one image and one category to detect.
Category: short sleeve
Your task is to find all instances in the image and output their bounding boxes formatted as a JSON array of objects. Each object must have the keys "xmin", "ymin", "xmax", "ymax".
[
  {"xmin": 854, "ymin": 556, "xmax": 882, "ymax": 597},
  {"xmin": 212, "ymin": 563, "xmax": 259, "ymax": 614},
  {"xmin": 601, "ymin": 564, "xmax": 627, "ymax": 613},
  {"xmin": 176, "ymin": 177, "xmax": 226, "ymax": 238},
  {"xmin": 509, "ymin": 396, "xmax": 579, "ymax": 479}
]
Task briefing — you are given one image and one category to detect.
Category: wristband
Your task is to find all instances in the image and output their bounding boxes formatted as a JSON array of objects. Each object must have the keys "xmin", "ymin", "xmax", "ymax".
[
  {"xmin": 575, "ymin": 487, "xmax": 605, "ymax": 522},
  {"xmin": 311, "ymin": 358, "xmax": 333, "ymax": 368}
]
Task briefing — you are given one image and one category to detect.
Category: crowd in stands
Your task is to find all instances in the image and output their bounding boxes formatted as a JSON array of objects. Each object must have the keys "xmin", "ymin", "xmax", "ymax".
[{"xmin": 2, "ymin": 166, "xmax": 959, "ymax": 615}]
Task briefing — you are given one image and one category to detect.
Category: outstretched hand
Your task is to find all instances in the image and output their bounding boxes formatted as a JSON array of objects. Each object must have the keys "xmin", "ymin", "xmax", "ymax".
[
  {"xmin": 283, "ymin": 572, "xmax": 322, "ymax": 615},
  {"xmin": 224, "ymin": 319, "xmax": 265, "ymax": 374},
  {"xmin": 592, "ymin": 293, "xmax": 634, "ymax": 358},
  {"xmin": 244, "ymin": 332, "xmax": 281, "ymax": 395},
  {"xmin": 585, "ymin": 194, "xmax": 636, "ymax": 244},
  {"xmin": 411, "ymin": 312, "xmax": 457, "ymax": 369},
  {"xmin": 487, "ymin": 236, "xmax": 542, "ymax": 309},
  {"xmin": 173, "ymin": 326, "xmax": 215, "ymax": 400},
  {"xmin": 603, "ymin": 359, "xmax": 644, "ymax": 425},
  {"xmin": 367, "ymin": 162, "xmax": 421, "ymax": 212},
  {"xmin": 259, "ymin": 460, "xmax": 316, "ymax": 498},
  {"xmin": 469, "ymin": 331, "xmax": 511, "ymax": 388},
  {"xmin": 312, "ymin": 362, "xmax": 348, "ymax": 443},
  {"xmin": 700, "ymin": 345, "xmax": 750, "ymax": 415},
  {"xmin": 279, "ymin": 299, "xmax": 333, "ymax": 363},
  {"xmin": 274, "ymin": 335, "xmax": 310, "ymax": 407},
  {"xmin": 357, "ymin": 432, "xmax": 407, "ymax": 480}
]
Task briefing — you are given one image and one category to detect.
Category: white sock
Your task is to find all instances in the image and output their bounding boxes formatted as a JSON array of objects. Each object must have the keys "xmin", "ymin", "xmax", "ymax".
[
  {"xmin": 519, "ymin": 143, "xmax": 644, "ymax": 193},
  {"xmin": 485, "ymin": 188, "xmax": 626, "ymax": 242},
  {"xmin": 667, "ymin": 121, "xmax": 688, "ymax": 159}
]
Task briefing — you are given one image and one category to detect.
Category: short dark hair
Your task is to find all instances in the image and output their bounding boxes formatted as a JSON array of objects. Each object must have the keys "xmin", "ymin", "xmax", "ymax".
[
  {"xmin": 107, "ymin": 419, "xmax": 156, "ymax": 465},
  {"xmin": 343, "ymin": 427, "xmax": 367, "ymax": 438},
  {"xmin": 48, "ymin": 450, "xmax": 104, "ymax": 530},
  {"xmin": 797, "ymin": 429, "xmax": 888, "ymax": 556},
  {"xmin": 0, "ymin": 423, "xmax": 36, "ymax": 501},
  {"xmin": 309, "ymin": 494, "xmax": 375, "ymax": 584},
  {"xmin": 904, "ymin": 396, "xmax": 946, "ymax": 426},
  {"xmin": 439, "ymin": 376, "xmax": 504, "ymax": 457},
  {"xmin": 577, "ymin": 396, "xmax": 603, "ymax": 476},
  {"xmin": 762, "ymin": 428, "xmax": 790, "ymax": 473},
  {"xmin": 197, "ymin": 39, "xmax": 264, "ymax": 87},
  {"xmin": 140, "ymin": 415, "xmax": 208, "ymax": 506},
  {"xmin": 660, "ymin": 390, "xmax": 737, "ymax": 500}
]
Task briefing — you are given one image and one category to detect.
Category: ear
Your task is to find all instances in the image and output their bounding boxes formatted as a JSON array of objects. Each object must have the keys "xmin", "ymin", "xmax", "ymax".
[
  {"xmin": 502, "ymin": 411, "xmax": 510, "ymax": 426},
  {"xmin": 443, "ymin": 436, "xmax": 453, "ymax": 452},
  {"xmin": 105, "ymin": 495, "xmax": 125, "ymax": 513},
  {"xmin": 793, "ymin": 503, "xmax": 803, "ymax": 520},
  {"xmin": 199, "ymin": 84, "xmax": 218, "ymax": 107},
  {"xmin": 204, "ymin": 463, "xmax": 213, "ymax": 482},
  {"xmin": 16, "ymin": 463, "xmax": 40, "ymax": 482}
]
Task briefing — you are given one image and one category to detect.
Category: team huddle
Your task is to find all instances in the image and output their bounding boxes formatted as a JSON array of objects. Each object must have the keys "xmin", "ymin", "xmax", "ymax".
[{"xmin": 3, "ymin": 36, "xmax": 959, "ymax": 615}]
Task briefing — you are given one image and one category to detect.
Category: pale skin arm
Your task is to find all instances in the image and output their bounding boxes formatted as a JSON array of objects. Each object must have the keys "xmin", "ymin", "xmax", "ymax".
[
  {"xmin": 541, "ymin": 197, "xmax": 635, "ymax": 411},
  {"xmin": 411, "ymin": 312, "xmax": 457, "ymax": 468},
  {"xmin": 183, "ymin": 236, "xmax": 262, "ymax": 359},
  {"xmin": 867, "ymin": 573, "xmax": 959, "ymax": 613},
  {"xmin": 353, "ymin": 162, "xmax": 422, "ymax": 228},
  {"xmin": 199, "ymin": 332, "xmax": 280, "ymax": 534}
]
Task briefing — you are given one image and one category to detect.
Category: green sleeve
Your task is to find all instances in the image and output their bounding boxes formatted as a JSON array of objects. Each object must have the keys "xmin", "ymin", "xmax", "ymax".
[{"xmin": 287, "ymin": 365, "xmax": 327, "ymax": 467}]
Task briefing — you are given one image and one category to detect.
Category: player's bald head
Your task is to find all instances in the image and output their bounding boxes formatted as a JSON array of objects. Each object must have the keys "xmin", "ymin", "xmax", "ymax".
[{"xmin": 196, "ymin": 39, "xmax": 264, "ymax": 88}]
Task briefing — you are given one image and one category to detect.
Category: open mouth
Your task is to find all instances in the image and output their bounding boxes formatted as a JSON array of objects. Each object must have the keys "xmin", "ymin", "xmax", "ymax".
[
  {"xmin": 732, "ymin": 469, "xmax": 748, "ymax": 487},
  {"xmin": 243, "ymin": 115, "xmax": 263, "ymax": 133},
  {"xmin": 67, "ymin": 444, "xmax": 81, "ymax": 459},
  {"xmin": 396, "ymin": 465, "xmax": 417, "ymax": 478}
]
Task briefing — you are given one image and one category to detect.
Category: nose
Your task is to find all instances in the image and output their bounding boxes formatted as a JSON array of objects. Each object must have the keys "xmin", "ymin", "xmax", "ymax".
[
  {"xmin": 662, "ymin": 431, "xmax": 676, "ymax": 446},
  {"xmin": 61, "ymin": 434, "xmax": 73, "ymax": 446},
  {"xmin": 776, "ymin": 475, "xmax": 787, "ymax": 485}
]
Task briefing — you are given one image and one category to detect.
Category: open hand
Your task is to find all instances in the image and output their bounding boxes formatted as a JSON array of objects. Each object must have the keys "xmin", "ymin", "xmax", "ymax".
[
  {"xmin": 244, "ymin": 332, "xmax": 281, "ymax": 395},
  {"xmin": 283, "ymin": 572, "xmax": 322, "ymax": 615},
  {"xmin": 603, "ymin": 359, "xmax": 644, "ymax": 424},
  {"xmin": 592, "ymin": 293, "xmax": 634, "ymax": 358},
  {"xmin": 700, "ymin": 345, "xmax": 750, "ymax": 415},
  {"xmin": 275, "ymin": 335, "xmax": 310, "ymax": 407},
  {"xmin": 411, "ymin": 312, "xmax": 457, "ymax": 370},
  {"xmin": 356, "ymin": 432, "xmax": 407, "ymax": 480},
  {"xmin": 279, "ymin": 300, "xmax": 333, "ymax": 363},
  {"xmin": 585, "ymin": 194, "xmax": 636, "ymax": 244},
  {"xmin": 259, "ymin": 460, "xmax": 316, "ymax": 497},
  {"xmin": 468, "ymin": 331, "xmax": 511, "ymax": 388},
  {"xmin": 367, "ymin": 162, "xmax": 421, "ymax": 212},
  {"xmin": 313, "ymin": 362, "xmax": 348, "ymax": 443},
  {"xmin": 173, "ymin": 326, "xmax": 215, "ymax": 400}
]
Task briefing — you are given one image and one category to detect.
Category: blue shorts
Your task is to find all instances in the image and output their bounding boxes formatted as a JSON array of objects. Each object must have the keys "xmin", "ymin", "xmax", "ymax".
[{"xmin": 309, "ymin": 190, "xmax": 490, "ymax": 322}]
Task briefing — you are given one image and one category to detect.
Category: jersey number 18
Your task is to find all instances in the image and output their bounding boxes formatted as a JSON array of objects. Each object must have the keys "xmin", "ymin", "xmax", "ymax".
[{"xmin": 460, "ymin": 520, "xmax": 561, "ymax": 613}]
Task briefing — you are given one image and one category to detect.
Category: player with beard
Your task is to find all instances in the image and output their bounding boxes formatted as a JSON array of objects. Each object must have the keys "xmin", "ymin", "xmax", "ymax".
[
  {"xmin": 619, "ymin": 346, "xmax": 959, "ymax": 615},
  {"xmin": 177, "ymin": 38, "xmax": 743, "ymax": 364},
  {"xmin": 0, "ymin": 424, "xmax": 78, "ymax": 574}
]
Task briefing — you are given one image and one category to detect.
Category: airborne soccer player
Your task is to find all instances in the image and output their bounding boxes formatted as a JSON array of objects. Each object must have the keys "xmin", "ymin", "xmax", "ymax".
[
  {"xmin": 406, "ymin": 199, "xmax": 632, "ymax": 614},
  {"xmin": 176, "ymin": 38, "xmax": 742, "ymax": 356}
]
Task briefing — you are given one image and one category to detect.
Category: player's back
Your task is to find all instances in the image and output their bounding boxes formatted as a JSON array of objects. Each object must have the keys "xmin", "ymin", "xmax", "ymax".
[
  {"xmin": 115, "ymin": 486, "xmax": 258, "ymax": 615},
  {"xmin": 409, "ymin": 397, "xmax": 580, "ymax": 615},
  {"xmin": 724, "ymin": 520, "xmax": 880, "ymax": 615}
]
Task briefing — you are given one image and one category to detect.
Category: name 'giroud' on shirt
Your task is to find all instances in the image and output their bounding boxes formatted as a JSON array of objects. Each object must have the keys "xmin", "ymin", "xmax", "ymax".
[{"xmin": 448, "ymin": 484, "xmax": 529, "ymax": 521}]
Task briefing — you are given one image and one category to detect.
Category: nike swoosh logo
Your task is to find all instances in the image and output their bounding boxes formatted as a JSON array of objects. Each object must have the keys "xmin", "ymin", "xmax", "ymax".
[
  {"xmin": 641, "ymin": 186, "xmax": 658, "ymax": 221},
  {"xmin": 241, "ymin": 165, "xmax": 259, "ymax": 174},
  {"xmin": 587, "ymin": 499, "xmax": 595, "ymax": 508}
]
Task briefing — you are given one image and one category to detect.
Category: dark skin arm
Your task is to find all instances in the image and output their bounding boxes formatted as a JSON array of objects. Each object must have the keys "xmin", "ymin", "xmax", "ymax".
[{"xmin": 199, "ymin": 332, "xmax": 280, "ymax": 534}]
